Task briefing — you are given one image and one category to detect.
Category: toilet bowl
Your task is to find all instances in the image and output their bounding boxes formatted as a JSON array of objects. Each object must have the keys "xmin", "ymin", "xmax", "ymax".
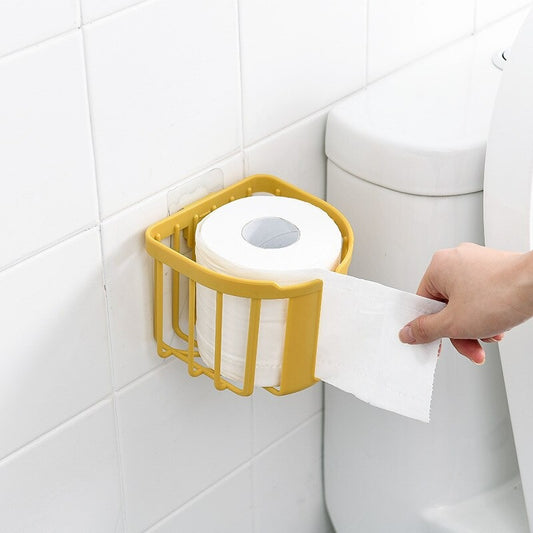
[{"xmin": 324, "ymin": 9, "xmax": 533, "ymax": 533}]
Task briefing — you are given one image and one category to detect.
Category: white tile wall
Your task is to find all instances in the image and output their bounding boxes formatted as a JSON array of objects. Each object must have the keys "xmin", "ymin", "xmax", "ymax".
[
  {"xmin": 0, "ymin": 401, "xmax": 122, "ymax": 532},
  {"xmin": 101, "ymin": 191, "xmax": 169, "ymax": 389},
  {"xmin": 0, "ymin": 0, "xmax": 79, "ymax": 57},
  {"xmin": 116, "ymin": 360, "xmax": 252, "ymax": 532},
  {"xmin": 367, "ymin": 0, "xmax": 476, "ymax": 82},
  {"xmin": 0, "ymin": 0, "xmax": 524, "ymax": 530},
  {"xmin": 239, "ymin": 0, "xmax": 367, "ymax": 145},
  {"xmin": 148, "ymin": 465, "xmax": 253, "ymax": 533},
  {"xmin": 0, "ymin": 32, "xmax": 98, "ymax": 269},
  {"xmin": 0, "ymin": 229, "xmax": 111, "ymax": 460},
  {"xmin": 84, "ymin": 0, "xmax": 241, "ymax": 217},
  {"xmin": 253, "ymin": 414, "xmax": 332, "ymax": 533},
  {"xmin": 252, "ymin": 385, "xmax": 323, "ymax": 453},
  {"xmin": 476, "ymin": 0, "xmax": 532, "ymax": 29},
  {"xmin": 81, "ymin": 0, "xmax": 145, "ymax": 23},
  {"xmin": 245, "ymin": 110, "xmax": 329, "ymax": 199}
]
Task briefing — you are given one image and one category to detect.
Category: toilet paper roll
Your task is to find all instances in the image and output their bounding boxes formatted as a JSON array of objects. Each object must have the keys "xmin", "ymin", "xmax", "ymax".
[{"xmin": 195, "ymin": 195, "xmax": 444, "ymax": 422}]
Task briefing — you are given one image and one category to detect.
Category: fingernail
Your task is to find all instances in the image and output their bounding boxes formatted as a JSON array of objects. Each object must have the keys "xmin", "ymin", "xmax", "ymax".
[{"xmin": 399, "ymin": 325, "xmax": 416, "ymax": 344}]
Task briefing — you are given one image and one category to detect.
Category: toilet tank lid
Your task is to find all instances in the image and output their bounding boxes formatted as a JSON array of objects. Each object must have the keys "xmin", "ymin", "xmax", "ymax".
[{"xmin": 325, "ymin": 12, "xmax": 526, "ymax": 196}]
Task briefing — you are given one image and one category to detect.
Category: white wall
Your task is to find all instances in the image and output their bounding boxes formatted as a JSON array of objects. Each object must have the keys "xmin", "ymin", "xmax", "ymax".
[{"xmin": 0, "ymin": 1, "xmax": 529, "ymax": 531}]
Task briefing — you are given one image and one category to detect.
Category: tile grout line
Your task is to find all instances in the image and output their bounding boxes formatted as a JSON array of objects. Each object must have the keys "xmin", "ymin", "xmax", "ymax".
[
  {"xmin": 75, "ymin": 0, "xmax": 82, "ymax": 28},
  {"xmin": 235, "ymin": 0, "xmax": 247, "ymax": 180},
  {"xmin": 320, "ymin": 386, "xmax": 329, "ymax": 522},
  {"xmin": 143, "ymin": 410, "xmax": 324, "ymax": 532},
  {"xmin": 243, "ymin": 102, "xmax": 337, "ymax": 153},
  {"xmin": 79, "ymin": 16, "xmax": 129, "ymax": 531},
  {"xmin": 78, "ymin": 29, "xmax": 104, "ymax": 224},
  {"xmin": 102, "ymin": 147, "xmax": 242, "ymax": 220},
  {"xmin": 143, "ymin": 459, "xmax": 253, "ymax": 532},
  {"xmin": 252, "ymin": 410, "xmax": 324, "ymax": 461},
  {"xmin": 0, "ymin": 395, "xmax": 113, "ymax": 468},
  {"xmin": 0, "ymin": 0, "xmax": 154, "ymax": 63},
  {"xmin": 365, "ymin": 0, "xmax": 370, "ymax": 87},
  {"xmin": 234, "ymin": 12, "xmax": 256, "ymax": 530},
  {"xmin": 474, "ymin": 3, "xmax": 532, "ymax": 33},
  {"xmin": 0, "ymin": 27, "xmax": 79, "ymax": 63},
  {"xmin": 82, "ymin": 0, "xmax": 154, "ymax": 27},
  {"xmin": 0, "ymin": 223, "xmax": 98, "ymax": 275},
  {"xmin": 365, "ymin": 4, "xmax": 532, "ymax": 88},
  {"xmin": 113, "ymin": 357, "xmax": 173, "ymax": 395}
]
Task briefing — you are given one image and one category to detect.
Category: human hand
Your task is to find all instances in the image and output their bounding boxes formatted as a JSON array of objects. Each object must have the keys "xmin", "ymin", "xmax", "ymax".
[{"xmin": 398, "ymin": 243, "xmax": 533, "ymax": 364}]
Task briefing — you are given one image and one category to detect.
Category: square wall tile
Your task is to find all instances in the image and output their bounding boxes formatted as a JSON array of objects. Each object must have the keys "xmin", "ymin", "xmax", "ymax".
[
  {"xmin": 102, "ymin": 155, "xmax": 244, "ymax": 389},
  {"xmin": 245, "ymin": 110, "xmax": 329, "ymax": 199},
  {"xmin": 81, "ymin": 0, "xmax": 146, "ymax": 22},
  {"xmin": 148, "ymin": 466, "xmax": 253, "ymax": 533},
  {"xmin": 0, "ymin": 32, "xmax": 98, "ymax": 269},
  {"xmin": 0, "ymin": 0, "xmax": 79, "ymax": 57},
  {"xmin": 368, "ymin": 0, "xmax": 476, "ymax": 82},
  {"xmin": 101, "ymin": 191, "xmax": 168, "ymax": 389},
  {"xmin": 475, "ymin": 0, "xmax": 532, "ymax": 30},
  {"xmin": 0, "ymin": 229, "xmax": 112, "ymax": 460},
  {"xmin": 116, "ymin": 360, "xmax": 252, "ymax": 532},
  {"xmin": 0, "ymin": 401, "xmax": 123, "ymax": 532},
  {"xmin": 84, "ymin": 0, "xmax": 241, "ymax": 218},
  {"xmin": 239, "ymin": 0, "xmax": 366, "ymax": 145},
  {"xmin": 252, "ymin": 384, "xmax": 323, "ymax": 453},
  {"xmin": 253, "ymin": 414, "xmax": 332, "ymax": 533}
]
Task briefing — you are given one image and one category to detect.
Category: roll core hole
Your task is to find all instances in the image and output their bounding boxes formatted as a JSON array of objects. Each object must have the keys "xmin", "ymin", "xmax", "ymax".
[{"xmin": 241, "ymin": 217, "xmax": 300, "ymax": 249}]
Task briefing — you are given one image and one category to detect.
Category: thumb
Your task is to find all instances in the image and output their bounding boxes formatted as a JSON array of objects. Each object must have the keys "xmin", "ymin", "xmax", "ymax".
[{"xmin": 399, "ymin": 311, "xmax": 446, "ymax": 345}]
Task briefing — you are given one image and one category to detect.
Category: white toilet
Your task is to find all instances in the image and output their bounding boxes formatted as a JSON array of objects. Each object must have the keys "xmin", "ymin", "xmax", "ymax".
[{"xmin": 324, "ymin": 8, "xmax": 533, "ymax": 533}]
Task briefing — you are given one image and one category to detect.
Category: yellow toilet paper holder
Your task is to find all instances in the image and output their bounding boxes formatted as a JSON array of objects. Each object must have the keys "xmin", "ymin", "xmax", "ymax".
[{"xmin": 145, "ymin": 174, "xmax": 354, "ymax": 396}]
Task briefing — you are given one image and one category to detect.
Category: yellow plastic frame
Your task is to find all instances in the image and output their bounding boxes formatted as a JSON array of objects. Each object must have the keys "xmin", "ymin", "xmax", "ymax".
[{"xmin": 145, "ymin": 174, "xmax": 354, "ymax": 396}]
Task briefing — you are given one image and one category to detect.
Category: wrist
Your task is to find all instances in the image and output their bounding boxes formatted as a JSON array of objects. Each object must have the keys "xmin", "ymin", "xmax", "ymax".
[{"xmin": 513, "ymin": 250, "xmax": 533, "ymax": 317}]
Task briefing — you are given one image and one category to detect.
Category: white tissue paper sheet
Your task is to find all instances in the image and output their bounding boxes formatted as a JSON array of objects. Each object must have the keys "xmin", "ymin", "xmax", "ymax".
[{"xmin": 195, "ymin": 196, "xmax": 445, "ymax": 422}]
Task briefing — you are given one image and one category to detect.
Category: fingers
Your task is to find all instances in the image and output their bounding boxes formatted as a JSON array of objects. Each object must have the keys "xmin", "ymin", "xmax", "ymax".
[
  {"xmin": 481, "ymin": 334, "xmax": 504, "ymax": 343},
  {"xmin": 398, "ymin": 312, "xmax": 503, "ymax": 365},
  {"xmin": 448, "ymin": 335, "xmax": 503, "ymax": 363},
  {"xmin": 398, "ymin": 311, "xmax": 447, "ymax": 345},
  {"xmin": 399, "ymin": 322, "xmax": 486, "ymax": 364},
  {"xmin": 450, "ymin": 339, "xmax": 486, "ymax": 365}
]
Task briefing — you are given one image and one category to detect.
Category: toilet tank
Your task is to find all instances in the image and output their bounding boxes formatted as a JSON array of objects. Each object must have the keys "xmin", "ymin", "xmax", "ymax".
[{"xmin": 324, "ymin": 12, "xmax": 530, "ymax": 533}]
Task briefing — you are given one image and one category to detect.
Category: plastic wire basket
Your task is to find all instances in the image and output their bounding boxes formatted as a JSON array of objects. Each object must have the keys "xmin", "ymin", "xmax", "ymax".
[{"xmin": 145, "ymin": 174, "xmax": 354, "ymax": 396}]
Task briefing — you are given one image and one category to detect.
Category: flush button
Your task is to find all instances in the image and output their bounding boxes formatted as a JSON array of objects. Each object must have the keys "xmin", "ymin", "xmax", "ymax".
[{"xmin": 492, "ymin": 48, "xmax": 510, "ymax": 70}]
